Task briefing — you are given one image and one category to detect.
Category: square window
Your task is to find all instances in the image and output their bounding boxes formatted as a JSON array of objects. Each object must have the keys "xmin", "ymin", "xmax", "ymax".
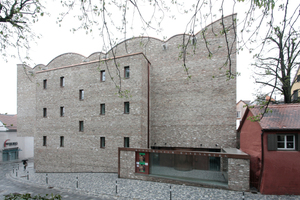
[
  {"xmin": 100, "ymin": 137, "xmax": 105, "ymax": 148},
  {"xmin": 124, "ymin": 66, "xmax": 130, "ymax": 78},
  {"xmin": 43, "ymin": 108, "xmax": 47, "ymax": 117},
  {"xmin": 79, "ymin": 89, "xmax": 84, "ymax": 100},
  {"xmin": 60, "ymin": 107, "xmax": 65, "ymax": 117},
  {"xmin": 60, "ymin": 136, "xmax": 64, "ymax": 147},
  {"xmin": 60, "ymin": 77, "xmax": 65, "ymax": 87},
  {"xmin": 43, "ymin": 79, "xmax": 47, "ymax": 89},
  {"xmin": 43, "ymin": 136, "xmax": 47, "ymax": 146},
  {"xmin": 100, "ymin": 104, "xmax": 105, "ymax": 115},
  {"xmin": 277, "ymin": 135, "xmax": 295, "ymax": 150},
  {"xmin": 124, "ymin": 102, "xmax": 130, "ymax": 114},
  {"xmin": 124, "ymin": 137, "xmax": 130, "ymax": 148},
  {"xmin": 101, "ymin": 70, "xmax": 105, "ymax": 82},
  {"xmin": 79, "ymin": 121, "xmax": 84, "ymax": 132}
]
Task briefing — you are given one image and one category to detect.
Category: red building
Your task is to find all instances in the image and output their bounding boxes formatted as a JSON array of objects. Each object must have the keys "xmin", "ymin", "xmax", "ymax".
[{"xmin": 237, "ymin": 104, "xmax": 300, "ymax": 195}]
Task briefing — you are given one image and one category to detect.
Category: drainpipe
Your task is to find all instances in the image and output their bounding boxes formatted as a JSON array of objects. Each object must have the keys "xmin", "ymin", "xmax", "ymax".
[
  {"xmin": 259, "ymin": 130, "xmax": 265, "ymax": 192},
  {"xmin": 147, "ymin": 62, "xmax": 150, "ymax": 149}
]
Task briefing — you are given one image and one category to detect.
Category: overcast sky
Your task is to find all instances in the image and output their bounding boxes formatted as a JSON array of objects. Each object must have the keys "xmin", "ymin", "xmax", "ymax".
[{"xmin": 0, "ymin": 1, "xmax": 259, "ymax": 114}]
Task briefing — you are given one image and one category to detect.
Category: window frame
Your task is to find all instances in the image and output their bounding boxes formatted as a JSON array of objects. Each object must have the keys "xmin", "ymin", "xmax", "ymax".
[
  {"xmin": 277, "ymin": 134, "xmax": 295, "ymax": 150},
  {"xmin": 60, "ymin": 136, "xmax": 64, "ymax": 147},
  {"xmin": 124, "ymin": 137, "xmax": 130, "ymax": 148},
  {"xmin": 101, "ymin": 70, "xmax": 105, "ymax": 82},
  {"xmin": 268, "ymin": 134, "xmax": 299, "ymax": 151},
  {"xmin": 43, "ymin": 136, "xmax": 47, "ymax": 146},
  {"xmin": 79, "ymin": 121, "xmax": 84, "ymax": 132},
  {"xmin": 43, "ymin": 108, "xmax": 47, "ymax": 118},
  {"xmin": 43, "ymin": 79, "xmax": 47, "ymax": 89},
  {"xmin": 124, "ymin": 66, "xmax": 130, "ymax": 78},
  {"xmin": 124, "ymin": 102, "xmax": 130, "ymax": 114},
  {"xmin": 100, "ymin": 137, "xmax": 105, "ymax": 148},
  {"xmin": 79, "ymin": 89, "xmax": 84, "ymax": 100},
  {"xmin": 237, "ymin": 111, "xmax": 241, "ymax": 118},
  {"xmin": 100, "ymin": 103, "xmax": 105, "ymax": 115},
  {"xmin": 60, "ymin": 106, "xmax": 65, "ymax": 117},
  {"xmin": 60, "ymin": 76, "xmax": 65, "ymax": 87}
]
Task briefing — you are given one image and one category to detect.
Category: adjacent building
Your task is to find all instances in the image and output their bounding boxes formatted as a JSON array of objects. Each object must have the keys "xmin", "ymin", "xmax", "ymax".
[
  {"xmin": 291, "ymin": 66, "xmax": 300, "ymax": 102},
  {"xmin": 236, "ymin": 100, "xmax": 250, "ymax": 129},
  {"xmin": 238, "ymin": 104, "xmax": 300, "ymax": 195},
  {"xmin": 0, "ymin": 114, "xmax": 34, "ymax": 162}
]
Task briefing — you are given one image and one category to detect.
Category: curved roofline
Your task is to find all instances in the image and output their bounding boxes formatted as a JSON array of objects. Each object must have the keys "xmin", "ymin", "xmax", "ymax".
[
  {"xmin": 34, "ymin": 14, "xmax": 236, "ymax": 68},
  {"xmin": 105, "ymin": 13, "xmax": 237, "ymax": 54},
  {"xmin": 44, "ymin": 52, "xmax": 86, "ymax": 68}
]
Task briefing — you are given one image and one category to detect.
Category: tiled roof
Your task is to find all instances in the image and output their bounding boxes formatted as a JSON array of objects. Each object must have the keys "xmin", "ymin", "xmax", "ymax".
[
  {"xmin": 250, "ymin": 104, "xmax": 300, "ymax": 129},
  {"xmin": 0, "ymin": 114, "xmax": 17, "ymax": 131}
]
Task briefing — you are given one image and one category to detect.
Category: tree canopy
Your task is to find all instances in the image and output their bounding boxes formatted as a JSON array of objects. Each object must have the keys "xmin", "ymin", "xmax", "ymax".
[{"xmin": 1, "ymin": 0, "xmax": 299, "ymax": 104}]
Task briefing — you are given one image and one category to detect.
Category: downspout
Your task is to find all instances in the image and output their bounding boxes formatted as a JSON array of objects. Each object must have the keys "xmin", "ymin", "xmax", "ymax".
[
  {"xmin": 147, "ymin": 62, "xmax": 150, "ymax": 149},
  {"xmin": 259, "ymin": 130, "xmax": 265, "ymax": 192}
]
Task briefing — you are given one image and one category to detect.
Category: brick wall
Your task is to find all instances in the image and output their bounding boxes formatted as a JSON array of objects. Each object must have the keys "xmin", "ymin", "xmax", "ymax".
[
  {"xmin": 18, "ymin": 14, "xmax": 237, "ymax": 173},
  {"xmin": 228, "ymin": 158, "xmax": 250, "ymax": 191}
]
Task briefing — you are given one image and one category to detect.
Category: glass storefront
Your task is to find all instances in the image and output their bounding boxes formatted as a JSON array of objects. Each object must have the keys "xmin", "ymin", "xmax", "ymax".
[
  {"xmin": 149, "ymin": 152, "xmax": 228, "ymax": 187},
  {"xmin": 2, "ymin": 148, "xmax": 19, "ymax": 161}
]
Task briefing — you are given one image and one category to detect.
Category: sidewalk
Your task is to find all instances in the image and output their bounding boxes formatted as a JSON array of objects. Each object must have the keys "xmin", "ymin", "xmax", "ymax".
[{"xmin": 7, "ymin": 160, "xmax": 300, "ymax": 200}]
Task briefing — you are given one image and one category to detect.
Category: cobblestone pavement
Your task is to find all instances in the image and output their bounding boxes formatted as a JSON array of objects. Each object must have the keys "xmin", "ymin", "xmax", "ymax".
[{"xmin": 1, "ymin": 159, "xmax": 300, "ymax": 200}]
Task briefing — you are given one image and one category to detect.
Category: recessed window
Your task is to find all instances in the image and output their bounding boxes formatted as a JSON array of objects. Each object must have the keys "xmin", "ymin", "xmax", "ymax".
[
  {"xmin": 60, "ymin": 106, "xmax": 65, "ymax": 117},
  {"xmin": 277, "ymin": 135, "xmax": 295, "ymax": 150},
  {"xmin": 43, "ymin": 79, "xmax": 47, "ymax": 89},
  {"xmin": 101, "ymin": 70, "xmax": 105, "ymax": 82},
  {"xmin": 297, "ymin": 75, "xmax": 300, "ymax": 82},
  {"xmin": 43, "ymin": 108, "xmax": 47, "ymax": 118},
  {"xmin": 100, "ymin": 104, "xmax": 105, "ymax": 115},
  {"xmin": 60, "ymin": 76, "xmax": 65, "ymax": 87},
  {"xmin": 124, "ymin": 102, "xmax": 130, "ymax": 114},
  {"xmin": 60, "ymin": 136, "xmax": 64, "ymax": 147},
  {"xmin": 43, "ymin": 136, "xmax": 47, "ymax": 146},
  {"xmin": 79, "ymin": 121, "xmax": 84, "ymax": 132},
  {"xmin": 237, "ymin": 111, "xmax": 241, "ymax": 118},
  {"xmin": 124, "ymin": 137, "xmax": 130, "ymax": 148},
  {"xmin": 124, "ymin": 66, "xmax": 130, "ymax": 78},
  {"xmin": 79, "ymin": 89, "xmax": 84, "ymax": 100},
  {"xmin": 100, "ymin": 137, "xmax": 105, "ymax": 148}
]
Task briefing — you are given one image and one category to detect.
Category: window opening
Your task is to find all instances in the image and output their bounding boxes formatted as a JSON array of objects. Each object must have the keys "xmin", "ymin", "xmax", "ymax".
[
  {"xmin": 101, "ymin": 70, "xmax": 105, "ymax": 82},
  {"xmin": 43, "ymin": 136, "xmax": 47, "ymax": 146},
  {"xmin": 60, "ymin": 136, "xmax": 64, "ymax": 147},
  {"xmin": 124, "ymin": 66, "xmax": 130, "ymax": 78},
  {"xmin": 79, "ymin": 89, "xmax": 84, "ymax": 100},
  {"xmin": 124, "ymin": 137, "xmax": 130, "ymax": 148},
  {"xmin": 43, "ymin": 108, "xmax": 47, "ymax": 117},
  {"xmin": 79, "ymin": 121, "xmax": 84, "ymax": 132},
  {"xmin": 100, "ymin": 104, "xmax": 105, "ymax": 115},
  {"xmin": 124, "ymin": 102, "xmax": 130, "ymax": 114},
  {"xmin": 60, "ymin": 77, "xmax": 65, "ymax": 87},
  {"xmin": 100, "ymin": 137, "xmax": 105, "ymax": 148},
  {"xmin": 43, "ymin": 79, "xmax": 47, "ymax": 89}
]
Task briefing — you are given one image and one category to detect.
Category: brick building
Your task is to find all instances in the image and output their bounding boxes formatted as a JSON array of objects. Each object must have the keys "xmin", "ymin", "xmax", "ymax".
[{"xmin": 18, "ymin": 15, "xmax": 248, "ymax": 190}]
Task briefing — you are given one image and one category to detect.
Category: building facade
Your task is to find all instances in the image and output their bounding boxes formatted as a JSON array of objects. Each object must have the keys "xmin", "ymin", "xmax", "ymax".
[
  {"xmin": 238, "ymin": 104, "xmax": 300, "ymax": 194},
  {"xmin": 0, "ymin": 114, "xmax": 34, "ymax": 162},
  {"xmin": 18, "ymin": 15, "xmax": 237, "ymax": 174},
  {"xmin": 291, "ymin": 66, "xmax": 300, "ymax": 102}
]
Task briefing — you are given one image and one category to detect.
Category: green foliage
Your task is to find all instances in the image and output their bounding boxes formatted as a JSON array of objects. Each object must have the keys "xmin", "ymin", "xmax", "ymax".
[{"xmin": 4, "ymin": 193, "xmax": 61, "ymax": 200}]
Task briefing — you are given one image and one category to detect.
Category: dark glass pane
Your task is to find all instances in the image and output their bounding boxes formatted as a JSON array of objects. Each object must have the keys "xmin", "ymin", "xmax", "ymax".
[
  {"xmin": 277, "ymin": 142, "xmax": 284, "ymax": 148},
  {"xmin": 287, "ymin": 135, "xmax": 294, "ymax": 141},
  {"xmin": 287, "ymin": 142, "xmax": 294, "ymax": 148},
  {"xmin": 277, "ymin": 135, "xmax": 284, "ymax": 141}
]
